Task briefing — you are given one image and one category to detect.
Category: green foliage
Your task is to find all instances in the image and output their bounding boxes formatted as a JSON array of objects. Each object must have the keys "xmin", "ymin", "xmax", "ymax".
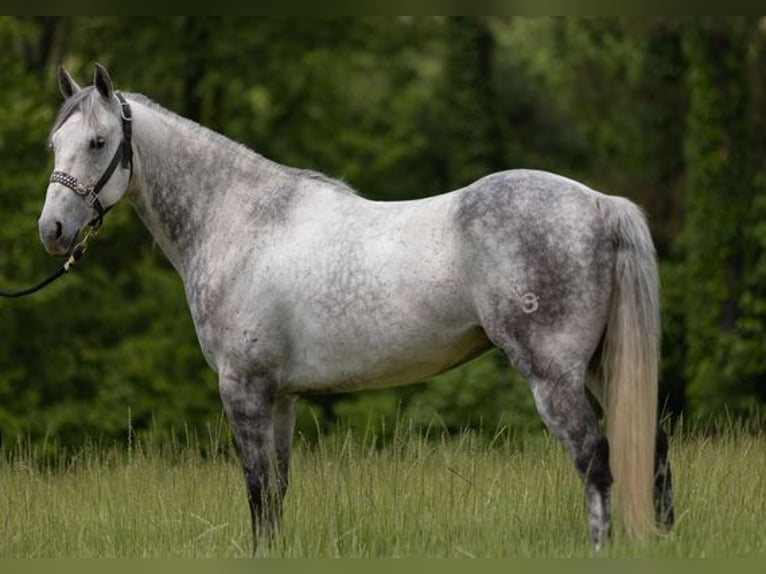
[
  {"xmin": 439, "ymin": 17, "xmax": 504, "ymax": 188},
  {"xmin": 406, "ymin": 351, "xmax": 542, "ymax": 435},
  {"xmin": 1, "ymin": 17, "xmax": 765, "ymax": 450},
  {"xmin": 326, "ymin": 351, "xmax": 543, "ymax": 443},
  {"xmin": 681, "ymin": 18, "xmax": 758, "ymax": 418}
]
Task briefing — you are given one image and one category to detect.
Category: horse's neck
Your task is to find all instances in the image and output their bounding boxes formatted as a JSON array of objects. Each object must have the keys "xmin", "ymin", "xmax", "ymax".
[{"xmin": 126, "ymin": 99, "xmax": 283, "ymax": 274}]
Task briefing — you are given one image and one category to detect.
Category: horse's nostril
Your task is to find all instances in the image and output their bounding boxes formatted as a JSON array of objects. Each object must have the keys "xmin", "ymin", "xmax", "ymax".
[{"xmin": 54, "ymin": 221, "xmax": 63, "ymax": 240}]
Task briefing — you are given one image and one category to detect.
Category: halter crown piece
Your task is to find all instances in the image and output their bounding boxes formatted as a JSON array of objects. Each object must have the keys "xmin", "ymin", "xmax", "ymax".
[{"xmin": 49, "ymin": 92, "xmax": 133, "ymax": 229}]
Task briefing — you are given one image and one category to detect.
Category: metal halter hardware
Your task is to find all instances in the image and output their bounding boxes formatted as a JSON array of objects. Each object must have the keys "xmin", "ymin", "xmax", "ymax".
[{"xmin": 49, "ymin": 92, "xmax": 133, "ymax": 229}]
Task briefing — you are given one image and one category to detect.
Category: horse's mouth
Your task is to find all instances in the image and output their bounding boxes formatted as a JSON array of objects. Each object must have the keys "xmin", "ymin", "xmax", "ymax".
[{"xmin": 42, "ymin": 229, "xmax": 80, "ymax": 258}]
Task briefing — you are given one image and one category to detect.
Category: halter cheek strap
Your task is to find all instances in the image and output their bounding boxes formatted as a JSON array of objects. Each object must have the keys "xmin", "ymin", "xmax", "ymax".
[{"xmin": 49, "ymin": 92, "xmax": 133, "ymax": 229}]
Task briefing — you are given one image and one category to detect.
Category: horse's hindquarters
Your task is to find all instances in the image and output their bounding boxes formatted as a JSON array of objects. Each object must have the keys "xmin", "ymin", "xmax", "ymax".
[{"xmin": 454, "ymin": 170, "xmax": 615, "ymax": 377}]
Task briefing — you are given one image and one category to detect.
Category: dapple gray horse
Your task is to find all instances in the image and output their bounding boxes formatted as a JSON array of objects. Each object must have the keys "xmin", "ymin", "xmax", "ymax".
[{"xmin": 39, "ymin": 64, "xmax": 673, "ymax": 550}]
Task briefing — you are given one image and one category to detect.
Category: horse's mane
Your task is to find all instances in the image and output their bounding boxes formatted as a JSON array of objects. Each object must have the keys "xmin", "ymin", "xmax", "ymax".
[
  {"xmin": 50, "ymin": 89, "xmax": 358, "ymax": 196},
  {"xmin": 128, "ymin": 93, "xmax": 359, "ymax": 195}
]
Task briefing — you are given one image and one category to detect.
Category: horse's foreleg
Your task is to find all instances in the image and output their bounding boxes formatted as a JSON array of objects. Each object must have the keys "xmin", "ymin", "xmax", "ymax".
[{"xmin": 218, "ymin": 371, "xmax": 279, "ymax": 551}]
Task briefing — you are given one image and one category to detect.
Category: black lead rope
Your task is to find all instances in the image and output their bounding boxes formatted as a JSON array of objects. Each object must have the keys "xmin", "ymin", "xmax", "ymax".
[
  {"xmin": 0, "ymin": 262, "xmax": 71, "ymax": 298},
  {"xmin": 0, "ymin": 228, "xmax": 96, "ymax": 298}
]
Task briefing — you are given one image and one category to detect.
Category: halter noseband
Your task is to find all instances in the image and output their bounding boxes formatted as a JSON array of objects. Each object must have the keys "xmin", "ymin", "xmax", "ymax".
[{"xmin": 49, "ymin": 92, "xmax": 133, "ymax": 229}]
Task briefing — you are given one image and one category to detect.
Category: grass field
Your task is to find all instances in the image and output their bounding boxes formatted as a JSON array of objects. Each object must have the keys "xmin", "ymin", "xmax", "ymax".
[{"xmin": 0, "ymin": 422, "xmax": 764, "ymax": 557}]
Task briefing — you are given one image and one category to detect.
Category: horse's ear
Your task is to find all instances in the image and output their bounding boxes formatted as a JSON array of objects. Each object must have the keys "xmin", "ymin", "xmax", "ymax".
[
  {"xmin": 93, "ymin": 63, "xmax": 114, "ymax": 100},
  {"xmin": 57, "ymin": 65, "xmax": 81, "ymax": 99}
]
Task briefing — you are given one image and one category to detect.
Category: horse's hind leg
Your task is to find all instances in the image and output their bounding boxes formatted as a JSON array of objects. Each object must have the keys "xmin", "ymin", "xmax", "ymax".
[
  {"xmin": 586, "ymin": 375, "xmax": 674, "ymax": 530},
  {"xmin": 522, "ymin": 361, "xmax": 613, "ymax": 549},
  {"xmin": 654, "ymin": 425, "xmax": 674, "ymax": 530}
]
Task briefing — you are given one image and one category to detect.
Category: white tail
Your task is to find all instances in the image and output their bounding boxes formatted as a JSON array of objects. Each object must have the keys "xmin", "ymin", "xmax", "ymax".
[{"xmin": 599, "ymin": 196, "xmax": 660, "ymax": 539}]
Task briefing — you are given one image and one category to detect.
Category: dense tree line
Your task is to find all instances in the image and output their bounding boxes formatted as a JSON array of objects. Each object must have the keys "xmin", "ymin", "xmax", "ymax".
[{"xmin": 0, "ymin": 17, "xmax": 764, "ymax": 448}]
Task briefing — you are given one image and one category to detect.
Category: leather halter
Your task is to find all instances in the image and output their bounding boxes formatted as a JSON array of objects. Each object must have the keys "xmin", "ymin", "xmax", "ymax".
[{"xmin": 49, "ymin": 92, "xmax": 133, "ymax": 229}]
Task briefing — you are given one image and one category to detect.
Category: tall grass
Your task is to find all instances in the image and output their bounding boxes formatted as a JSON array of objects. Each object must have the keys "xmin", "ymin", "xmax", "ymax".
[{"xmin": 0, "ymin": 420, "xmax": 764, "ymax": 557}]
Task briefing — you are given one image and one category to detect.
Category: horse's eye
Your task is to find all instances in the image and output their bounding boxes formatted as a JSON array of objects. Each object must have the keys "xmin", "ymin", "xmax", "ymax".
[{"xmin": 89, "ymin": 136, "xmax": 106, "ymax": 150}]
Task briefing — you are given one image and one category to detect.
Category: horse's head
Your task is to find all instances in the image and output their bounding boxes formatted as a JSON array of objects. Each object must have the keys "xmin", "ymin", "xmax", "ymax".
[{"xmin": 39, "ymin": 64, "xmax": 133, "ymax": 256}]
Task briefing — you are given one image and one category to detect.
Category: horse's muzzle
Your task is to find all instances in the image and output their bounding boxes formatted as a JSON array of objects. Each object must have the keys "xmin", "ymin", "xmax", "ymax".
[{"xmin": 38, "ymin": 217, "xmax": 78, "ymax": 257}]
